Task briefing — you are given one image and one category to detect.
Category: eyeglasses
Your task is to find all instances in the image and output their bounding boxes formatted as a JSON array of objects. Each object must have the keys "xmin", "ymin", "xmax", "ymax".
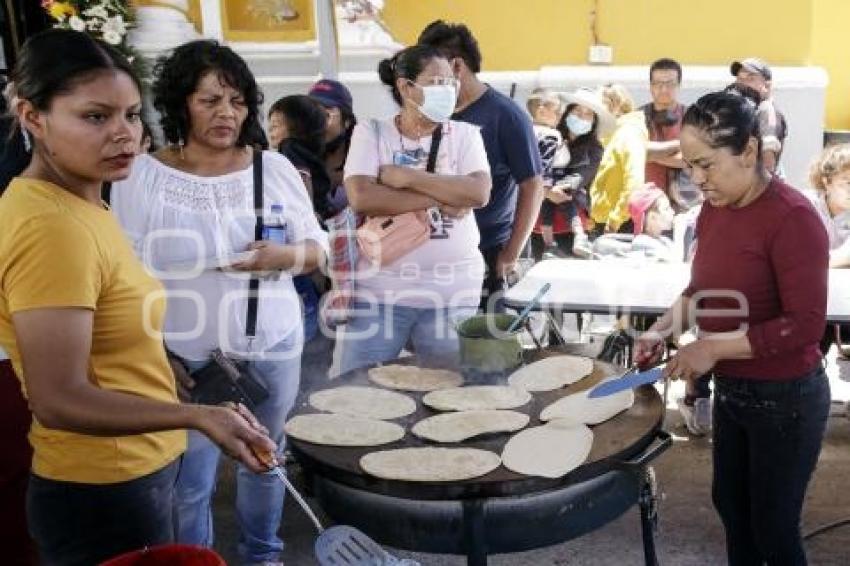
[{"xmin": 412, "ymin": 77, "xmax": 459, "ymax": 89}]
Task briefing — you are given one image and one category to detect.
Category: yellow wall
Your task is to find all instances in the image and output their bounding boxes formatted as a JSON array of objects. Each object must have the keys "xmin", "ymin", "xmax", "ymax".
[
  {"xmin": 810, "ymin": 0, "xmax": 850, "ymax": 130},
  {"xmin": 382, "ymin": 0, "xmax": 847, "ymax": 129},
  {"xmin": 383, "ymin": 0, "xmax": 811, "ymax": 68}
]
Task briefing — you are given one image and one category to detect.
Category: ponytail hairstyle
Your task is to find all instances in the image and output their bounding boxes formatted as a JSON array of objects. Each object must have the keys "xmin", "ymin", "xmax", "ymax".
[
  {"xmin": 377, "ymin": 45, "xmax": 445, "ymax": 106},
  {"xmin": 682, "ymin": 91, "xmax": 762, "ymax": 161}
]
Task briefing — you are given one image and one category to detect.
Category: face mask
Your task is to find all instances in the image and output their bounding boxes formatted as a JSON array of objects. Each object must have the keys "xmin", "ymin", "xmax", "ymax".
[
  {"xmin": 414, "ymin": 84, "xmax": 457, "ymax": 123},
  {"xmin": 566, "ymin": 114, "xmax": 593, "ymax": 136}
]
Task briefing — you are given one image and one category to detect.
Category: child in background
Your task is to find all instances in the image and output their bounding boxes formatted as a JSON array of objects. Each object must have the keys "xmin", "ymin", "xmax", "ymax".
[
  {"xmin": 592, "ymin": 184, "xmax": 676, "ymax": 261},
  {"xmin": 268, "ymin": 95, "xmax": 332, "ymax": 220},
  {"xmin": 527, "ymin": 88, "xmax": 572, "ymax": 254}
]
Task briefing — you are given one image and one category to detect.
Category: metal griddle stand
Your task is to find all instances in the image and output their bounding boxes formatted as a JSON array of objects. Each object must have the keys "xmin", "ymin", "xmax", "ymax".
[
  {"xmin": 456, "ymin": 430, "xmax": 670, "ymax": 566},
  {"xmin": 486, "ymin": 316, "xmax": 670, "ymax": 566}
]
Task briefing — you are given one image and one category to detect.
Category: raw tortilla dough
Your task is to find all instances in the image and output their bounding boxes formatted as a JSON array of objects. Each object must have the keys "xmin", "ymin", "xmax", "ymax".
[
  {"xmin": 411, "ymin": 410, "xmax": 530, "ymax": 443},
  {"xmin": 539, "ymin": 381, "xmax": 635, "ymax": 425},
  {"xmin": 422, "ymin": 386, "xmax": 531, "ymax": 412},
  {"xmin": 507, "ymin": 355, "xmax": 594, "ymax": 392},
  {"xmin": 360, "ymin": 447, "xmax": 501, "ymax": 482},
  {"xmin": 309, "ymin": 386, "xmax": 416, "ymax": 420},
  {"xmin": 501, "ymin": 421, "xmax": 594, "ymax": 478},
  {"xmin": 368, "ymin": 364, "xmax": 463, "ymax": 392},
  {"xmin": 284, "ymin": 414, "xmax": 405, "ymax": 446}
]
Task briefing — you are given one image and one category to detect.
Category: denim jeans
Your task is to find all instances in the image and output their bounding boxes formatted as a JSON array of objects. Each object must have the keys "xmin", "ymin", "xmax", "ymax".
[
  {"xmin": 337, "ymin": 302, "xmax": 477, "ymax": 375},
  {"xmin": 711, "ymin": 365, "xmax": 830, "ymax": 566},
  {"xmin": 173, "ymin": 333, "xmax": 302, "ymax": 563},
  {"xmin": 27, "ymin": 459, "xmax": 178, "ymax": 566}
]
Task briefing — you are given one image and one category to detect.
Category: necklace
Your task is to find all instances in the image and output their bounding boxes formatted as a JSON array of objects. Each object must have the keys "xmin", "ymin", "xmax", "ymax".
[{"xmin": 394, "ymin": 114, "xmax": 426, "ymax": 162}]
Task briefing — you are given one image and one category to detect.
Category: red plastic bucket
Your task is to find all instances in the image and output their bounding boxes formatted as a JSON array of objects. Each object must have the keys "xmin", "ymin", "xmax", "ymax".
[{"xmin": 99, "ymin": 544, "xmax": 226, "ymax": 565}]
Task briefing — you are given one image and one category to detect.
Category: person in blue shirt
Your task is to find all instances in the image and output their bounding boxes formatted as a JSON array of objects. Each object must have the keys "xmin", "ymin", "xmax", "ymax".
[{"xmin": 418, "ymin": 20, "xmax": 543, "ymax": 311}]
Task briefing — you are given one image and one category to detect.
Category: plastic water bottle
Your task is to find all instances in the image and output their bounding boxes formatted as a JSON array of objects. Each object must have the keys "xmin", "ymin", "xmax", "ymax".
[{"xmin": 263, "ymin": 203, "xmax": 287, "ymax": 244}]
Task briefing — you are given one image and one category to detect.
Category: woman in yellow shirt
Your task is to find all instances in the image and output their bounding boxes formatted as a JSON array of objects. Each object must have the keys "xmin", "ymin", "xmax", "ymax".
[
  {"xmin": 0, "ymin": 30, "xmax": 275, "ymax": 565},
  {"xmin": 589, "ymin": 84, "xmax": 650, "ymax": 234}
]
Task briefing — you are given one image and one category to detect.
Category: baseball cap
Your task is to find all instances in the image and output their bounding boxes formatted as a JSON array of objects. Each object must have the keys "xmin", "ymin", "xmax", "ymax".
[
  {"xmin": 308, "ymin": 79, "xmax": 353, "ymax": 112},
  {"xmin": 628, "ymin": 184, "xmax": 665, "ymax": 235},
  {"xmin": 730, "ymin": 58, "xmax": 772, "ymax": 81}
]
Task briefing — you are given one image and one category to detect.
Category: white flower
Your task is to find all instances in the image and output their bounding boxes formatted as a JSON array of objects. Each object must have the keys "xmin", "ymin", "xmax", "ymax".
[
  {"xmin": 102, "ymin": 30, "xmax": 122, "ymax": 45},
  {"xmin": 102, "ymin": 15, "xmax": 127, "ymax": 37},
  {"xmin": 83, "ymin": 6, "xmax": 110, "ymax": 20},
  {"xmin": 68, "ymin": 16, "xmax": 86, "ymax": 32}
]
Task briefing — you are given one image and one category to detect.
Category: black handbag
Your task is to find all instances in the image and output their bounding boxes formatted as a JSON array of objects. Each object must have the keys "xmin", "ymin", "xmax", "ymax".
[
  {"xmin": 189, "ymin": 349, "xmax": 269, "ymax": 410},
  {"xmin": 188, "ymin": 151, "xmax": 270, "ymax": 411}
]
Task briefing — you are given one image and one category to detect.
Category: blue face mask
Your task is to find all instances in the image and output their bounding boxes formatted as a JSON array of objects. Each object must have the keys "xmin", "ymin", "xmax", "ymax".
[
  {"xmin": 566, "ymin": 114, "xmax": 593, "ymax": 136},
  {"xmin": 414, "ymin": 84, "xmax": 457, "ymax": 124}
]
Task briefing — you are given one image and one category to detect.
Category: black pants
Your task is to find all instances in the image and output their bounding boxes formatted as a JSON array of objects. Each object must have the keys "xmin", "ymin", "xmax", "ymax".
[
  {"xmin": 712, "ymin": 366, "xmax": 830, "ymax": 566},
  {"xmin": 530, "ymin": 232, "xmax": 575, "ymax": 262},
  {"xmin": 819, "ymin": 322, "xmax": 850, "ymax": 355},
  {"xmin": 480, "ymin": 244, "xmax": 507, "ymax": 312},
  {"xmin": 27, "ymin": 459, "xmax": 179, "ymax": 566}
]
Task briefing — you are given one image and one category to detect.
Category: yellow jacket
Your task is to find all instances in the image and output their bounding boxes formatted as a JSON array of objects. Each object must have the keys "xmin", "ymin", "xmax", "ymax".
[{"xmin": 589, "ymin": 111, "xmax": 648, "ymax": 230}]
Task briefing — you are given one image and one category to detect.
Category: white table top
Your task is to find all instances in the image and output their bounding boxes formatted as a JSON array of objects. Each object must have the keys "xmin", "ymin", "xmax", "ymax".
[{"xmin": 505, "ymin": 259, "xmax": 850, "ymax": 323}]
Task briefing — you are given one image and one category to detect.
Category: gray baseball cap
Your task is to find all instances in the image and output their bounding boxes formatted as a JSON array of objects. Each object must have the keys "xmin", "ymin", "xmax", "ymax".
[{"xmin": 730, "ymin": 58, "xmax": 772, "ymax": 81}]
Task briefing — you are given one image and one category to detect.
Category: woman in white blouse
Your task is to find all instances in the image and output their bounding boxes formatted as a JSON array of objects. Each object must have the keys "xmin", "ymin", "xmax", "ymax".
[
  {"xmin": 339, "ymin": 45, "xmax": 491, "ymax": 374},
  {"xmin": 111, "ymin": 41, "xmax": 326, "ymax": 565}
]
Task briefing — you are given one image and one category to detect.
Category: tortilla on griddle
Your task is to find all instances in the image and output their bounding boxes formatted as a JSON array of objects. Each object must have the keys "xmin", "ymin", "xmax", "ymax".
[
  {"xmin": 284, "ymin": 414, "xmax": 405, "ymax": 446},
  {"xmin": 501, "ymin": 421, "xmax": 593, "ymax": 478},
  {"xmin": 422, "ymin": 386, "xmax": 531, "ymax": 412},
  {"xmin": 368, "ymin": 364, "xmax": 463, "ymax": 392},
  {"xmin": 308, "ymin": 386, "xmax": 416, "ymax": 420},
  {"xmin": 539, "ymin": 381, "xmax": 634, "ymax": 425},
  {"xmin": 360, "ymin": 447, "xmax": 501, "ymax": 482},
  {"xmin": 411, "ymin": 410, "xmax": 529, "ymax": 443},
  {"xmin": 507, "ymin": 355, "xmax": 594, "ymax": 392}
]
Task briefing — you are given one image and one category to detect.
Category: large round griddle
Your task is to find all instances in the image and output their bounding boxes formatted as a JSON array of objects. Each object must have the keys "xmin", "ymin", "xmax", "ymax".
[{"xmin": 289, "ymin": 349, "xmax": 663, "ymax": 501}]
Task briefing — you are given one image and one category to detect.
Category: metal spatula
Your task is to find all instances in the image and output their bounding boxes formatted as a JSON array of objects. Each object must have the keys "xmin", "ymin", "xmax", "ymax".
[{"xmin": 255, "ymin": 448, "xmax": 419, "ymax": 566}]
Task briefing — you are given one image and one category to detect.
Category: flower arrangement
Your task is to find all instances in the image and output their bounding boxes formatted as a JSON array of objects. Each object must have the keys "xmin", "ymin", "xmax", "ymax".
[
  {"xmin": 41, "ymin": 1, "xmax": 147, "ymax": 76},
  {"xmin": 43, "ymin": 1, "xmax": 133, "ymax": 45}
]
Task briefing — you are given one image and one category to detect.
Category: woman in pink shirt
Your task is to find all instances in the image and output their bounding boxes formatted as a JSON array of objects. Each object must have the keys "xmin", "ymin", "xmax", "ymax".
[{"xmin": 636, "ymin": 92, "xmax": 829, "ymax": 565}]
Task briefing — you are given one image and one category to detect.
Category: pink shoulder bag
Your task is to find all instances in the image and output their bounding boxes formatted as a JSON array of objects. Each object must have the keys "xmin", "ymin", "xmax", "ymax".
[{"xmin": 356, "ymin": 120, "xmax": 442, "ymax": 267}]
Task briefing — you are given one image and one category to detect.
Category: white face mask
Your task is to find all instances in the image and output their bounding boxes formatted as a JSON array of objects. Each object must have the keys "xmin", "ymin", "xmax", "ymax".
[
  {"xmin": 414, "ymin": 84, "xmax": 457, "ymax": 123},
  {"xmin": 566, "ymin": 114, "xmax": 593, "ymax": 136}
]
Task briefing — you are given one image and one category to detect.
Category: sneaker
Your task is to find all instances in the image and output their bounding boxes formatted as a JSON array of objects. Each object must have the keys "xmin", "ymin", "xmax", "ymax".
[
  {"xmin": 676, "ymin": 396, "xmax": 706, "ymax": 436},
  {"xmin": 694, "ymin": 397, "xmax": 712, "ymax": 433},
  {"xmin": 572, "ymin": 232, "xmax": 592, "ymax": 258}
]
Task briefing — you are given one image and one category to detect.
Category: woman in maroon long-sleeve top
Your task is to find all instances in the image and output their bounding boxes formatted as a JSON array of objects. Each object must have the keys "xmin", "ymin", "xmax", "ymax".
[{"xmin": 636, "ymin": 92, "xmax": 830, "ymax": 566}]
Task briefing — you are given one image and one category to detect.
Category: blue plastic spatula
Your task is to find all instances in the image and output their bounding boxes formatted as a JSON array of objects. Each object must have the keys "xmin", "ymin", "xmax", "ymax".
[{"xmin": 588, "ymin": 367, "xmax": 665, "ymax": 398}]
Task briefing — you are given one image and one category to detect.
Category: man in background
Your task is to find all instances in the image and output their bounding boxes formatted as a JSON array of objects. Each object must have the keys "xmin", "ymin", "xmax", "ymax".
[{"xmin": 418, "ymin": 20, "xmax": 543, "ymax": 311}]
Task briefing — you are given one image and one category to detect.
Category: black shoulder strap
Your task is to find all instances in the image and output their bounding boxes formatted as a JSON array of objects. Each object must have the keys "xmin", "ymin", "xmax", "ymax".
[
  {"xmin": 253, "ymin": 150, "xmax": 264, "ymax": 240},
  {"xmin": 246, "ymin": 150, "xmax": 263, "ymax": 339},
  {"xmin": 426, "ymin": 126, "xmax": 442, "ymax": 173}
]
